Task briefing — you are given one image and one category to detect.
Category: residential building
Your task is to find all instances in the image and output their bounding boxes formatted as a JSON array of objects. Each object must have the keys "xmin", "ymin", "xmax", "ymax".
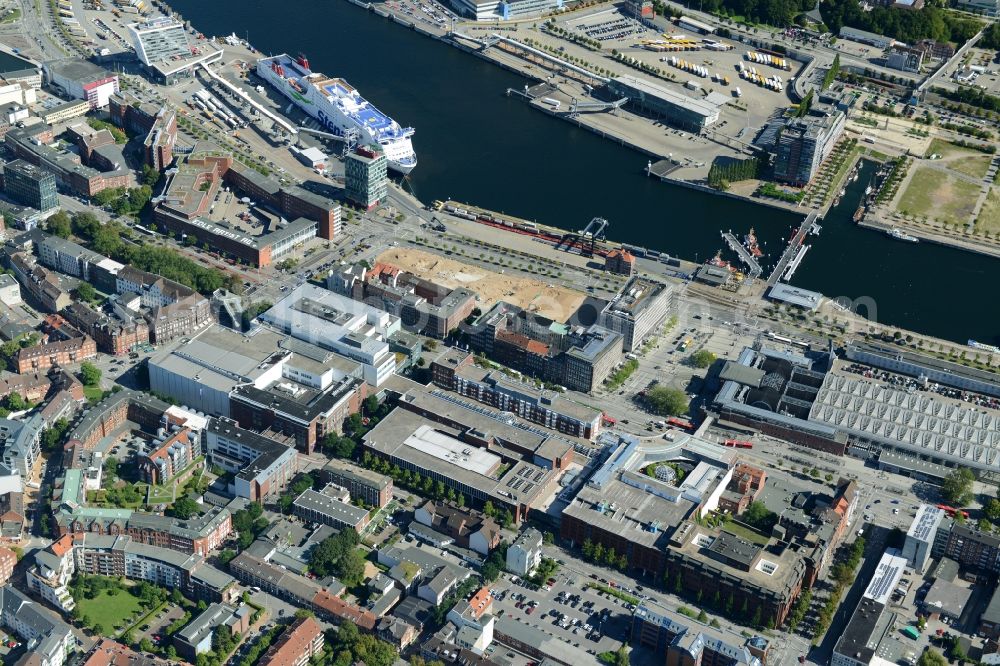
[
  {"xmin": 26, "ymin": 536, "xmax": 76, "ymax": 614},
  {"xmin": 61, "ymin": 302, "xmax": 150, "ymax": 356},
  {"xmin": 319, "ymin": 459, "xmax": 393, "ymax": 508},
  {"xmin": 5, "ymin": 124, "xmax": 130, "ymax": 197},
  {"xmin": 82, "ymin": 639, "xmax": 175, "ymax": 666},
  {"xmin": 137, "ymin": 425, "xmax": 198, "ymax": 485},
  {"xmin": 43, "ymin": 60, "xmax": 119, "ymax": 109},
  {"xmin": 292, "ymin": 483, "xmax": 372, "ymax": 532},
  {"xmin": 0, "ymin": 547, "xmax": 15, "ymax": 586},
  {"xmin": 0, "ymin": 274, "xmax": 20, "ymax": 306},
  {"xmin": 773, "ymin": 112, "xmax": 846, "ymax": 185},
  {"xmin": 4, "ymin": 159, "xmax": 57, "ymax": 211},
  {"xmin": 414, "ymin": 501, "xmax": 501, "ymax": 556},
  {"xmin": 14, "ymin": 335, "xmax": 97, "ymax": 374},
  {"xmin": 205, "ymin": 417, "xmax": 298, "ymax": 503},
  {"xmin": 82, "ymin": 639, "xmax": 174, "ymax": 666},
  {"xmin": 0, "ymin": 413, "xmax": 44, "ymax": 476},
  {"xmin": 74, "ymin": 534, "xmax": 236, "ymax": 602},
  {"xmin": 419, "ymin": 567, "xmax": 458, "ymax": 606},
  {"xmin": 507, "ymin": 527, "xmax": 543, "ymax": 576},
  {"xmin": 0, "ymin": 585, "xmax": 76, "ymax": 666},
  {"xmin": 981, "ymin": 586, "xmax": 1000, "ymax": 640},
  {"xmin": 228, "ymin": 552, "xmax": 377, "ymax": 629},
  {"xmin": 345, "ymin": 145, "xmax": 388, "ymax": 210},
  {"xmin": 36, "ymin": 236, "xmax": 110, "ymax": 284},
  {"xmin": 258, "ymin": 616, "xmax": 325, "ymax": 666},
  {"xmin": 173, "ymin": 602, "xmax": 252, "ymax": 661},
  {"xmin": 446, "ymin": 586, "xmax": 495, "ymax": 655}
]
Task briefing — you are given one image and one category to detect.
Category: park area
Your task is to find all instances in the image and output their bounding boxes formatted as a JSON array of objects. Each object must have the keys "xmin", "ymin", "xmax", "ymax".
[
  {"xmin": 74, "ymin": 588, "xmax": 145, "ymax": 635},
  {"xmin": 925, "ymin": 138, "xmax": 994, "ymax": 180},
  {"xmin": 975, "ymin": 189, "xmax": 1000, "ymax": 235},
  {"xmin": 898, "ymin": 166, "xmax": 980, "ymax": 225}
]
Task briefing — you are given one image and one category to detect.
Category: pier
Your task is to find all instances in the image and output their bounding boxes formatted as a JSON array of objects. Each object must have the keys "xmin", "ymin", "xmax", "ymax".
[
  {"xmin": 767, "ymin": 211, "xmax": 819, "ymax": 286},
  {"xmin": 721, "ymin": 231, "xmax": 762, "ymax": 278},
  {"xmin": 782, "ymin": 244, "xmax": 810, "ymax": 281}
]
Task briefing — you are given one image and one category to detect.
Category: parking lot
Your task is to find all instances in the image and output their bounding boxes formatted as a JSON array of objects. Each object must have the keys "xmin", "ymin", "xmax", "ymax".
[{"xmin": 488, "ymin": 569, "xmax": 636, "ymax": 657}]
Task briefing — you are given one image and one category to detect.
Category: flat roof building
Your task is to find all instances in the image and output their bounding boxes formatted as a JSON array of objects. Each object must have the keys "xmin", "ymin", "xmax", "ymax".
[
  {"xmin": 599, "ymin": 276, "xmax": 674, "ymax": 351},
  {"xmin": 608, "ymin": 75, "xmax": 721, "ymax": 131},
  {"xmin": 292, "ymin": 483, "xmax": 372, "ymax": 532}
]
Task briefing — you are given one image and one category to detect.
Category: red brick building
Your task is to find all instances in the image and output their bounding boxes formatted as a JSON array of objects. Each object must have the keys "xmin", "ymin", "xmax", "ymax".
[{"xmin": 15, "ymin": 336, "xmax": 97, "ymax": 373}]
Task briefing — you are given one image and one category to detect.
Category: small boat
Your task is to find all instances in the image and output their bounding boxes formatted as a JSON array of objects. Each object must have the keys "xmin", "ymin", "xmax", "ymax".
[
  {"xmin": 888, "ymin": 228, "xmax": 918, "ymax": 243},
  {"xmin": 853, "ymin": 205, "xmax": 865, "ymax": 223}
]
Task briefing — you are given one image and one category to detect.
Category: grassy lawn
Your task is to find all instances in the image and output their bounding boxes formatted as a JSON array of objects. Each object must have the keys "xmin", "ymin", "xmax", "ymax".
[
  {"xmin": 722, "ymin": 522, "xmax": 770, "ymax": 546},
  {"xmin": 83, "ymin": 386, "xmax": 105, "ymax": 403},
  {"xmin": 976, "ymin": 188, "xmax": 1000, "ymax": 235},
  {"xmin": 76, "ymin": 589, "xmax": 144, "ymax": 633},
  {"xmin": 898, "ymin": 166, "xmax": 980, "ymax": 225},
  {"xmin": 1, "ymin": 8, "xmax": 21, "ymax": 23},
  {"xmin": 925, "ymin": 138, "xmax": 993, "ymax": 179},
  {"xmin": 146, "ymin": 484, "xmax": 175, "ymax": 504}
]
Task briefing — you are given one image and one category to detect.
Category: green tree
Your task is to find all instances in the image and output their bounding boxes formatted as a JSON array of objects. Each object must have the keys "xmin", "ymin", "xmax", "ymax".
[
  {"xmin": 74, "ymin": 281, "xmax": 98, "ymax": 303},
  {"xmin": 697, "ymin": 609, "xmax": 708, "ymax": 622},
  {"xmin": 917, "ymin": 649, "xmax": 948, "ymax": 666},
  {"xmin": 483, "ymin": 501, "xmax": 496, "ymax": 518},
  {"xmin": 169, "ymin": 496, "xmax": 200, "ymax": 520},
  {"xmin": 941, "ymin": 467, "xmax": 975, "ymax": 506},
  {"xmin": 645, "ymin": 385, "xmax": 689, "ymax": 416},
  {"xmin": 985, "ymin": 498, "xmax": 1000, "ymax": 523},
  {"xmin": 80, "ymin": 362, "xmax": 102, "ymax": 386},
  {"xmin": 46, "ymin": 210, "xmax": 72, "ymax": 238},
  {"xmin": 139, "ymin": 638, "xmax": 154, "ymax": 653},
  {"xmin": 742, "ymin": 501, "xmax": 778, "ymax": 531},
  {"xmin": 689, "ymin": 350, "xmax": 717, "ymax": 368}
]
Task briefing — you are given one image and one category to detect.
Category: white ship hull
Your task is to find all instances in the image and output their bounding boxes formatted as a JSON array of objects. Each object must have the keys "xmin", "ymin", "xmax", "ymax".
[{"xmin": 257, "ymin": 54, "xmax": 417, "ymax": 174}]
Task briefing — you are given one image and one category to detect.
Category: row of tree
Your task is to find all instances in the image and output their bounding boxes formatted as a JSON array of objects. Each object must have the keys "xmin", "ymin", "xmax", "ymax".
[
  {"xmin": 820, "ymin": 0, "xmax": 981, "ymax": 45},
  {"xmin": 707, "ymin": 158, "xmax": 763, "ymax": 190}
]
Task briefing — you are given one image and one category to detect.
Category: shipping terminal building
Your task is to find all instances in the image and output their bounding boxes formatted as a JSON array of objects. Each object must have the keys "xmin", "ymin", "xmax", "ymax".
[{"xmin": 710, "ymin": 341, "xmax": 1000, "ymax": 480}]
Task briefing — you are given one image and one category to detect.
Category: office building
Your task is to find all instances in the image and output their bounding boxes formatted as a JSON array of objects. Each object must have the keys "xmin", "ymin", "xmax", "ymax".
[
  {"xmin": 886, "ymin": 45, "xmax": 923, "ymax": 73},
  {"xmin": 608, "ymin": 75, "xmax": 721, "ymax": 131},
  {"xmin": 600, "ymin": 276, "xmax": 674, "ymax": 351},
  {"xmin": 4, "ymin": 159, "xmax": 57, "ymax": 211},
  {"xmin": 903, "ymin": 505, "xmax": 945, "ymax": 573},
  {"xmin": 831, "ymin": 550, "xmax": 910, "ymax": 666},
  {"xmin": 603, "ymin": 248, "xmax": 636, "ymax": 276},
  {"xmin": 258, "ymin": 284, "xmax": 400, "ymax": 386},
  {"xmin": 0, "ymin": 274, "xmax": 20, "ymax": 306},
  {"xmin": 5, "ymin": 124, "xmax": 129, "ymax": 197},
  {"xmin": 345, "ymin": 145, "xmax": 388, "ymax": 210},
  {"xmin": 43, "ymin": 60, "xmax": 119, "ymax": 109},
  {"xmin": 632, "ymin": 601, "xmax": 765, "ymax": 666},
  {"xmin": 363, "ymin": 389, "xmax": 571, "ymax": 523},
  {"xmin": 292, "ymin": 483, "xmax": 372, "ymax": 532},
  {"xmin": 205, "ymin": 417, "xmax": 298, "ymax": 503},
  {"xmin": 773, "ymin": 112, "xmax": 846, "ymax": 185},
  {"xmin": 319, "ymin": 459, "xmax": 393, "ymax": 508},
  {"xmin": 127, "ymin": 17, "xmax": 222, "ymax": 82},
  {"xmin": 332, "ymin": 261, "xmax": 477, "ymax": 339},
  {"xmin": 436, "ymin": 361, "xmax": 603, "ymax": 439},
  {"xmin": 470, "ymin": 302, "xmax": 622, "ymax": 393}
]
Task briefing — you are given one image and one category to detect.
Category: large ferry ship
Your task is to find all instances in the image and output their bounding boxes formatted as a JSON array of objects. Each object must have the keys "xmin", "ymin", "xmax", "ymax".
[{"xmin": 256, "ymin": 53, "xmax": 416, "ymax": 174}]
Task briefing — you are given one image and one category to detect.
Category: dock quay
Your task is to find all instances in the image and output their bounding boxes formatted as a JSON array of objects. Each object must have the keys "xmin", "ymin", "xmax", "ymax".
[
  {"xmin": 721, "ymin": 231, "xmax": 762, "ymax": 279},
  {"xmin": 647, "ymin": 159, "xmax": 683, "ymax": 181},
  {"xmin": 767, "ymin": 211, "xmax": 819, "ymax": 286}
]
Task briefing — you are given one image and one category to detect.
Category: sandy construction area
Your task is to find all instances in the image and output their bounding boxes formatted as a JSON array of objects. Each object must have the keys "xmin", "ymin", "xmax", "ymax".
[{"xmin": 377, "ymin": 248, "xmax": 586, "ymax": 322}]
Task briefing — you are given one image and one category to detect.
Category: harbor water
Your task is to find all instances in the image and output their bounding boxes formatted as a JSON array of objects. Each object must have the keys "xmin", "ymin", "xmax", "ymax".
[{"xmin": 167, "ymin": 0, "xmax": 1000, "ymax": 345}]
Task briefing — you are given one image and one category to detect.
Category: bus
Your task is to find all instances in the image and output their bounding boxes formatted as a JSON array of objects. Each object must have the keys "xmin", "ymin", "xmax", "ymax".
[
  {"xmin": 937, "ymin": 504, "xmax": 970, "ymax": 519},
  {"xmin": 666, "ymin": 417, "xmax": 695, "ymax": 431},
  {"xmin": 723, "ymin": 439, "xmax": 753, "ymax": 449}
]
